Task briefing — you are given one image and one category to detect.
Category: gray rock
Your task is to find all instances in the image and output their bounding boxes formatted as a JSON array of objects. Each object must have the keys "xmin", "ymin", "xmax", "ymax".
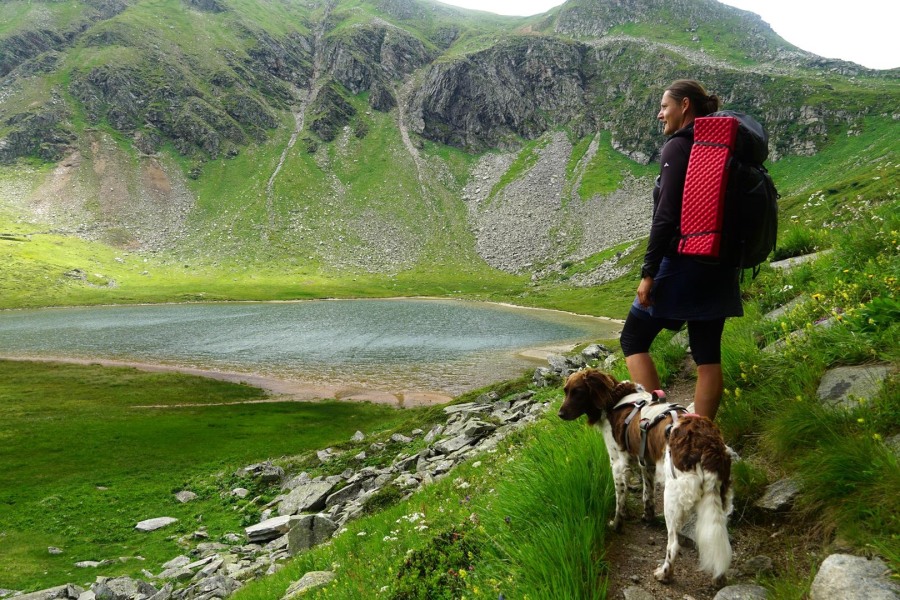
[
  {"xmin": 423, "ymin": 425, "xmax": 444, "ymax": 442},
  {"xmin": 135, "ymin": 517, "xmax": 178, "ymax": 532},
  {"xmin": 622, "ymin": 586, "xmax": 655, "ymax": 600},
  {"xmin": 8, "ymin": 585, "xmax": 71, "ymax": 600},
  {"xmin": 76, "ymin": 560, "xmax": 103, "ymax": 568},
  {"xmin": 770, "ymin": 250, "xmax": 832, "ymax": 271},
  {"xmin": 463, "ymin": 419, "xmax": 497, "ymax": 438},
  {"xmin": 433, "ymin": 434, "xmax": 475, "ymax": 455},
  {"xmin": 809, "ymin": 554, "xmax": 899, "ymax": 599},
  {"xmin": 756, "ymin": 477, "xmax": 801, "ymax": 511},
  {"xmin": 278, "ymin": 481, "xmax": 335, "ymax": 516},
  {"xmin": 547, "ymin": 354, "xmax": 569, "ymax": 372},
  {"xmin": 316, "ymin": 449, "xmax": 335, "ymax": 463},
  {"xmin": 443, "ymin": 402, "xmax": 491, "ymax": 415},
  {"xmin": 179, "ymin": 574, "xmax": 240, "ymax": 600},
  {"xmin": 741, "ymin": 554, "xmax": 775, "ymax": 577},
  {"xmin": 48, "ymin": 546, "xmax": 63, "ymax": 555},
  {"xmin": 763, "ymin": 295, "xmax": 807, "ymax": 321},
  {"xmin": 390, "ymin": 433, "xmax": 412, "ymax": 444},
  {"xmin": 156, "ymin": 567, "xmax": 193, "ymax": 581},
  {"xmin": 533, "ymin": 366, "xmax": 558, "ymax": 387},
  {"xmin": 581, "ymin": 343, "xmax": 610, "ymax": 361},
  {"xmin": 282, "ymin": 571, "xmax": 335, "ymax": 599},
  {"xmin": 92, "ymin": 576, "xmax": 158, "ymax": 600},
  {"xmin": 286, "ymin": 515, "xmax": 339, "ymax": 555},
  {"xmin": 351, "ymin": 430, "xmax": 365, "ymax": 442},
  {"xmin": 325, "ymin": 482, "xmax": 362, "ymax": 508},
  {"xmin": 235, "ymin": 461, "xmax": 284, "ymax": 483},
  {"xmin": 245, "ymin": 515, "xmax": 302, "ymax": 542},
  {"xmin": 886, "ymin": 433, "xmax": 900, "ymax": 457},
  {"xmin": 231, "ymin": 487, "xmax": 250, "ymax": 498},
  {"xmin": 161, "ymin": 555, "xmax": 191, "ymax": 570},
  {"xmin": 816, "ymin": 364, "xmax": 894, "ymax": 410},
  {"xmin": 174, "ymin": 491, "xmax": 198, "ymax": 503},
  {"xmin": 714, "ymin": 584, "xmax": 769, "ymax": 600}
]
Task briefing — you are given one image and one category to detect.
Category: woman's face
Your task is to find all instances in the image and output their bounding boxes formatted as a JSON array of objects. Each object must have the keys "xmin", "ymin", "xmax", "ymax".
[{"xmin": 658, "ymin": 91, "xmax": 690, "ymax": 135}]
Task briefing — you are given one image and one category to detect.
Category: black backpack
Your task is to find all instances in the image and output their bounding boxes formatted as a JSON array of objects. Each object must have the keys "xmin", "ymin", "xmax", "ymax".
[{"xmin": 680, "ymin": 110, "xmax": 780, "ymax": 275}]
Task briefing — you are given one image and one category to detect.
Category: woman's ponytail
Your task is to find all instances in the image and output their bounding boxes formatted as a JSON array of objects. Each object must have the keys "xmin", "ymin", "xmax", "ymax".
[{"xmin": 665, "ymin": 80, "xmax": 720, "ymax": 117}]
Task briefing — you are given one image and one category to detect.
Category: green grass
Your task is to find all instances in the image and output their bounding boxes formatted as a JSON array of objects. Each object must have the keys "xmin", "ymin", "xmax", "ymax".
[
  {"xmin": 0, "ymin": 360, "xmax": 420, "ymax": 590},
  {"xmin": 575, "ymin": 131, "xmax": 656, "ymax": 199}
]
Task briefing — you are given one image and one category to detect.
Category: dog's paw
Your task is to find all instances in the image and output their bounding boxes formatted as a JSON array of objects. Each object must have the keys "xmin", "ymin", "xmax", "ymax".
[
  {"xmin": 653, "ymin": 563, "xmax": 672, "ymax": 583},
  {"xmin": 642, "ymin": 507, "xmax": 656, "ymax": 522},
  {"xmin": 608, "ymin": 517, "xmax": 623, "ymax": 532}
]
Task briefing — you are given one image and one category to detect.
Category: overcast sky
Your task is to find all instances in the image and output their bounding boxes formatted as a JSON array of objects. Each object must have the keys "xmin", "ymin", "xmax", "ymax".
[{"xmin": 435, "ymin": 0, "xmax": 899, "ymax": 70}]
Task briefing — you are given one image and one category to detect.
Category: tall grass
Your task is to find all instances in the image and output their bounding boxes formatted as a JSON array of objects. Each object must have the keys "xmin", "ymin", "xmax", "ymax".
[{"xmin": 475, "ymin": 415, "xmax": 613, "ymax": 599}]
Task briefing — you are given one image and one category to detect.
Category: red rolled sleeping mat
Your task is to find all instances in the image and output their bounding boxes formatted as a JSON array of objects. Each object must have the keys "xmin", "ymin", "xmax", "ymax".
[{"xmin": 678, "ymin": 116, "xmax": 739, "ymax": 259}]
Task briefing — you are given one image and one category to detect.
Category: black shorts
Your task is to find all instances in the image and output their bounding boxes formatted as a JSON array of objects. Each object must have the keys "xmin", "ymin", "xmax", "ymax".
[{"xmin": 619, "ymin": 306, "xmax": 726, "ymax": 365}]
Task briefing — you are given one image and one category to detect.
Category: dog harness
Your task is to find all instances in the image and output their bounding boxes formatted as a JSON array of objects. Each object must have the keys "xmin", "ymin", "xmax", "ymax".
[{"xmin": 613, "ymin": 387, "xmax": 690, "ymax": 467}]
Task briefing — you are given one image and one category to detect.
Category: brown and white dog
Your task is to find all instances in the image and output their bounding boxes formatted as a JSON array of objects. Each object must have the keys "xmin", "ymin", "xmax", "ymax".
[{"xmin": 558, "ymin": 369, "xmax": 733, "ymax": 584}]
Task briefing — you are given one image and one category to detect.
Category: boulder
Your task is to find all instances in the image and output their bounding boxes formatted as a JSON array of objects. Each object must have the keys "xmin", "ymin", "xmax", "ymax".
[
  {"xmin": 92, "ymin": 577, "xmax": 157, "ymax": 600},
  {"xmin": 135, "ymin": 517, "xmax": 178, "ymax": 532},
  {"xmin": 245, "ymin": 515, "xmax": 302, "ymax": 543},
  {"xmin": 755, "ymin": 477, "xmax": 801, "ymax": 511},
  {"xmin": 286, "ymin": 515, "xmax": 339, "ymax": 555},
  {"xmin": 816, "ymin": 364, "xmax": 894, "ymax": 410},
  {"xmin": 714, "ymin": 584, "xmax": 769, "ymax": 599},
  {"xmin": 282, "ymin": 571, "xmax": 335, "ymax": 599},
  {"xmin": 809, "ymin": 554, "xmax": 899, "ymax": 599},
  {"xmin": 278, "ymin": 481, "xmax": 336, "ymax": 516},
  {"xmin": 174, "ymin": 491, "xmax": 197, "ymax": 503}
]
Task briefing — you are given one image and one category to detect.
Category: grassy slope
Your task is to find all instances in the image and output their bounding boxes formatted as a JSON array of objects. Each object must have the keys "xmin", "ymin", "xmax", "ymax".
[{"xmin": 0, "ymin": 360, "xmax": 426, "ymax": 589}]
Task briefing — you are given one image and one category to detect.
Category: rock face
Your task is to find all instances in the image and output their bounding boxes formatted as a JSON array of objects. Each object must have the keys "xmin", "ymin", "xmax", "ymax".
[{"xmin": 410, "ymin": 37, "xmax": 588, "ymax": 150}]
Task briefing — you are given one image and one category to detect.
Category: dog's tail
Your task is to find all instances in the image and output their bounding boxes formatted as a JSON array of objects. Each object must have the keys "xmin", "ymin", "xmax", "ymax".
[{"xmin": 695, "ymin": 470, "xmax": 733, "ymax": 579}]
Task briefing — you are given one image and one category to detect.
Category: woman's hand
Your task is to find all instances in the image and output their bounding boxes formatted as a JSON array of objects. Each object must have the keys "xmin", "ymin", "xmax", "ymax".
[{"xmin": 637, "ymin": 276, "xmax": 654, "ymax": 307}]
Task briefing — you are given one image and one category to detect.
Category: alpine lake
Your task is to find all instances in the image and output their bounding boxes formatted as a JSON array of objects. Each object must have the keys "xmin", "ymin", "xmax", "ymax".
[{"xmin": 0, "ymin": 298, "xmax": 621, "ymax": 406}]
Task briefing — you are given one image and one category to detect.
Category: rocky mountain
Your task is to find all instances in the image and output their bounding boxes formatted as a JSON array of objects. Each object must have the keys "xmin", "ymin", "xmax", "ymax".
[{"xmin": 0, "ymin": 0, "xmax": 897, "ymax": 274}]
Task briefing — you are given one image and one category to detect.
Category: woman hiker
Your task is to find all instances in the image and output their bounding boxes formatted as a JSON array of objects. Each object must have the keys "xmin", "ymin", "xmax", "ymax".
[{"xmin": 619, "ymin": 79, "xmax": 743, "ymax": 421}]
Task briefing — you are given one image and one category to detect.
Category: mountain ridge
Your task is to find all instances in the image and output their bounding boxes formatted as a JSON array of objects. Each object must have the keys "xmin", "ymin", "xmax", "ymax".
[{"xmin": 0, "ymin": 0, "xmax": 897, "ymax": 281}]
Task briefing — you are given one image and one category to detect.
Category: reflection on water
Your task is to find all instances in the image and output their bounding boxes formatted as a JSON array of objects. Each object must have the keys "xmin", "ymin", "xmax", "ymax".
[{"xmin": 0, "ymin": 299, "xmax": 621, "ymax": 395}]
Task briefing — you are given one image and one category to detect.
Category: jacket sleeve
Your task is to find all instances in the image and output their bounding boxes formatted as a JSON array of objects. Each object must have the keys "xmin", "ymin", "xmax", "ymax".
[{"xmin": 640, "ymin": 135, "xmax": 692, "ymax": 278}]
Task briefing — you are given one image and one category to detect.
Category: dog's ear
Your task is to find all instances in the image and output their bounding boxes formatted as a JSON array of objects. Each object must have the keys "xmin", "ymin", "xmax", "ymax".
[
  {"xmin": 583, "ymin": 369, "xmax": 616, "ymax": 408},
  {"xmin": 613, "ymin": 380, "xmax": 638, "ymax": 399}
]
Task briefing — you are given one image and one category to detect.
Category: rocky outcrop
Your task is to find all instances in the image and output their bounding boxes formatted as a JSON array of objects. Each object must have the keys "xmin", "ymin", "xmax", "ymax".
[
  {"xmin": 410, "ymin": 36, "xmax": 589, "ymax": 150},
  {"xmin": 0, "ymin": 96, "xmax": 74, "ymax": 163},
  {"xmin": 0, "ymin": 0, "xmax": 129, "ymax": 77},
  {"xmin": 307, "ymin": 82, "xmax": 357, "ymax": 142},
  {"xmin": 323, "ymin": 19, "xmax": 434, "ymax": 106}
]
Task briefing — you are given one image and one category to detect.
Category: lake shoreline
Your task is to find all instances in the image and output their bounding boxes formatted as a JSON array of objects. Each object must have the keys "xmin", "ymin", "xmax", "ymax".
[{"xmin": 0, "ymin": 354, "xmax": 456, "ymax": 408}]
